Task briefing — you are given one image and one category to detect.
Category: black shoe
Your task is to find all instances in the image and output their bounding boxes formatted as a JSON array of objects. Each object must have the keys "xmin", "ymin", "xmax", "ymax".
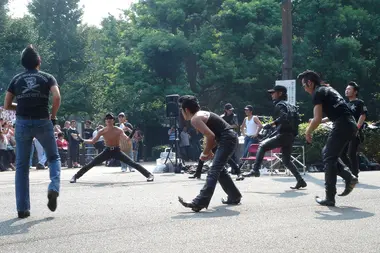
[
  {"xmin": 178, "ymin": 196, "xmax": 208, "ymax": 212},
  {"xmin": 189, "ymin": 174, "xmax": 201, "ymax": 179},
  {"xmin": 338, "ymin": 177, "xmax": 358, "ymax": 196},
  {"xmin": 290, "ymin": 179, "xmax": 307, "ymax": 190},
  {"xmin": 242, "ymin": 170, "xmax": 260, "ymax": 177},
  {"xmin": 147, "ymin": 174, "xmax": 154, "ymax": 182},
  {"xmin": 18, "ymin": 210, "xmax": 30, "ymax": 219},
  {"xmin": 70, "ymin": 175, "xmax": 77, "ymax": 183},
  {"xmin": 221, "ymin": 197, "xmax": 241, "ymax": 205},
  {"xmin": 236, "ymin": 174, "xmax": 245, "ymax": 181},
  {"xmin": 47, "ymin": 190, "xmax": 59, "ymax": 212},
  {"xmin": 315, "ymin": 196, "xmax": 335, "ymax": 206}
]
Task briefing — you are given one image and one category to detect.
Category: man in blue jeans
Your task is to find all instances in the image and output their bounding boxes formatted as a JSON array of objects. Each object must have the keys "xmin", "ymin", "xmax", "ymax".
[{"xmin": 3, "ymin": 45, "xmax": 61, "ymax": 219}]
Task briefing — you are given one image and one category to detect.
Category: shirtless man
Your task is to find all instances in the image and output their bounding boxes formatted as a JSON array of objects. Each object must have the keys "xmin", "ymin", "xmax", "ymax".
[{"xmin": 70, "ymin": 113, "xmax": 154, "ymax": 183}]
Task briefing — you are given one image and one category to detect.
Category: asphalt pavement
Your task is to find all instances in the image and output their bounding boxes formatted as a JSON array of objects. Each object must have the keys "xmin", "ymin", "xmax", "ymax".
[{"xmin": 0, "ymin": 163, "xmax": 379, "ymax": 253}]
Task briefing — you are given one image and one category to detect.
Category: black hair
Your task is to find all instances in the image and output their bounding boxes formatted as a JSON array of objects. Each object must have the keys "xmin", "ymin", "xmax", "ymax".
[
  {"xmin": 280, "ymin": 93, "xmax": 288, "ymax": 101},
  {"xmin": 297, "ymin": 70, "xmax": 321, "ymax": 87},
  {"xmin": 178, "ymin": 95, "xmax": 200, "ymax": 114},
  {"xmin": 21, "ymin": 45, "xmax": 40, "ymax": 70},
  {"xmin": 348, "ymin": 81, "xmax": 360, "ymax": 94}
]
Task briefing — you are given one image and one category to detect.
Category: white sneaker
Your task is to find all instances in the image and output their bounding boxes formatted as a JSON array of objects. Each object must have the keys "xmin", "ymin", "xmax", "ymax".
[{"xmin": 121, "ymin": 168, "xmax": 127, "ymax": 173}]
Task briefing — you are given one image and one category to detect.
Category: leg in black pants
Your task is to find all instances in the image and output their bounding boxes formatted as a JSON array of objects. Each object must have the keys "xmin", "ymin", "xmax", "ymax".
[
  {"xmin": 243, "ymin": 134, "xmax": 306, "ymax": 187},
  {"xmin": 316, "ymin": 121, "xmax": 358, "ymax": 206},
  {"xmin": 179, "ymin": 133, "xmax": 242, "ymax": 211},
  {"xmin": 190, "ymin": 146, "xmax": 244, "ymax": 180},
  {"xmin": 340, "ymin": 135, "xmax": 360, "ymax": 178},
  {"xmin": 71, "ymin": 147, "xmax": 153, "ymax": 182}
]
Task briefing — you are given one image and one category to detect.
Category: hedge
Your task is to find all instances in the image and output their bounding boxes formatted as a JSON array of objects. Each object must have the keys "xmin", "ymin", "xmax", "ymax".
[{"xmin": 297, "ymin": 123, "xmax": 380, "ymax": 165}]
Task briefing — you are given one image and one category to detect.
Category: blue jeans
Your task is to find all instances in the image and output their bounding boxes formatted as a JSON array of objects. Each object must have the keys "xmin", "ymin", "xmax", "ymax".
[
  {"xmin": 15, "ymin": 118, "xmax": 61, "ymax": 212},
  {"xmin": 242, "ymin": 136, "xmax": 259, "ymax": 158}
]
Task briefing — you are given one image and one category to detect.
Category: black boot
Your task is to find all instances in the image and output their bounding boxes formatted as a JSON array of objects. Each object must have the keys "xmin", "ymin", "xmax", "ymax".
[
  {"xmin": 47, "ymin": 190, "xmax": 59, "ymax": 212},
  {"xmin": 290, "ymin": 179, "xmax": 307, "ymax": 190},
  {"xmin": 338, "ymin": 177, "xmax": 358, "ymax": 196},
  {"xmin": 70, "ymin": 175, "xmax": 77, "ymax": 183},
  {"xmin": 221, "ymin": 197, "xmax": 241, "ymax": 205},
  {"xmin": 315, "ymin": 196, "xmax": 335, "ymax": 206},
  {"xmin": 315, "ymin": 189, "xmax": 336, "ymax": 207},
  {"xmin": 189, "ymin": 173, "xmax": 201, "ymax": 179},
  {"xmin": 242, "ymin": 170, "xmax": 260, "ymax": 177},
  {"xmin": 147, "ymin": 174, "xmax": 154, "ymax": 182},
  {"xmin": 178, "ymin": 196, "xmax": 208, "ymax": 212},
  {"xmin": 236, "ymin": 174, "xmax": 244, "ymax": 181},
  {"xmin": 18, "ymin": 210, "xmax": 30, "ymax": 219}
]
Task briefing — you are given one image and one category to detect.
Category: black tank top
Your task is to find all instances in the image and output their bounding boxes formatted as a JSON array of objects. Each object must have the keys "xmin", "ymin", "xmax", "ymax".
[{"xmin": 206, "ymin": 112, "xmax": 233, "ymax": 139}]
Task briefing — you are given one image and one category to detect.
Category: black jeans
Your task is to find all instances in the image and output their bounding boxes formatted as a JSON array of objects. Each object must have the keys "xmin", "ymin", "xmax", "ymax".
[
  {"xmin": 69, "ymin": 143, "xmax": 79, "ymax": 163},
  {"xmin": 323, "ymin": 119, "xmax": 357, "ymax": 198},
  {"xmin": 340, "ymin": 134, "xmax": 361, "ymax": 177},
  {"xmin": 253, "ymin": 133, "xmax": 302, "ymax": 181},
  {"xmin": 193, "ymin": 130, "xmax": 242, "ymax": 206},
  {"xmin": 75, "ymin": 147, "xmax": 152, "ymax": 179},
  {"xmin": 194, "ymin": 144, "xmax": 242, "ymax": 177}
]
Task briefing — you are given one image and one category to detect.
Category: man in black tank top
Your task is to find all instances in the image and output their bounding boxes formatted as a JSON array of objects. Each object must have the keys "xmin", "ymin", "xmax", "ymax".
[
  {"xmin": 177, "ymin": 95, "xmax": 242, "ymax": 212},
  {"xmin": 298, "ymin": 70, "xmax": 358, "ymax": 207},
  {"xmin": 243, "ymin": 85, "xmax": 307, "ymax": 190}
]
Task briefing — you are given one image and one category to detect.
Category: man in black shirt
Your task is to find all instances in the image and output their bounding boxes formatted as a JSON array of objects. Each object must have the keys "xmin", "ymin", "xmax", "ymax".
[
  {"xmin": 221, "ymin": 103, "xmax": 243, "ymax": 179},
  {"xmin": 342, "ymin": 82, "xmax": 367, "ymax": 178},
  {"xmin": 243, "ymin": 85, "xmax": 307, "ymax": 190},
  {"xmin": 178, "ymin": 95, "xmax": 242, "ymax": 212},
  {"xmin": 298, "ymin": 70, "xmax": 358, "ymax": 207},
  {"xmin": 68, "ymin": 120, "xmax": 80, "ymax": 168},
  {"xmin": 4, "ymin": 45, "xmax": 61, "ymax": 218},
  {"xmin": 83, "ymin": 120, "xmax": 95, "ymax": 163}
]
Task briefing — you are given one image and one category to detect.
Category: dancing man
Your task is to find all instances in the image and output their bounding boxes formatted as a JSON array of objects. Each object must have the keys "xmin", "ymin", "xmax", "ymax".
[
  {"xmin": 4, "ymin": 45, "xmax": 61, "ymax": 218},
  {"xmin": 178, "ymin": 95, "xmax": 242, "ymax": 212},
  {"xmin": 298, "ymin": 70, "xmax": 358, "ymax": 206},
  {"xmin": 70, "ymin": 113, "xmax": 154, "ymax": 183},
  {"xmin": 243, "ymin": 85, "xmax": 307, "ymax": 190}
]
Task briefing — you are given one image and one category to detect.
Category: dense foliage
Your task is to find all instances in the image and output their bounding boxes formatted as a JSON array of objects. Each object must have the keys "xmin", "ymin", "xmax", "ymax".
[{"xmin": 1, "ymin": 0, "xmax": 380, "ymax": 159}]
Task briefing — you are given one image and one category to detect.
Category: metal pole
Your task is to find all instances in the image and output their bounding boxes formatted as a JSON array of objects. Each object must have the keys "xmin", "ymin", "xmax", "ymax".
[{"xmin": 281, "ymin": 0, "xmax": 293, "ymax": 80}]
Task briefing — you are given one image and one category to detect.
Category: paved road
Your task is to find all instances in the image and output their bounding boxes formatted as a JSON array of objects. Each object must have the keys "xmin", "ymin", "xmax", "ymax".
[{"xmin": 0, "ymin": 164, "xmax": 379, "ymax": 253}]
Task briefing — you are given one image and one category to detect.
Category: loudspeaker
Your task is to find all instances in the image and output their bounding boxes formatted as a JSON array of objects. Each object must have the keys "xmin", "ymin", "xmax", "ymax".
[{"xmin": 166, "ymin": 94, "xmax": 180, "ymax": 117}]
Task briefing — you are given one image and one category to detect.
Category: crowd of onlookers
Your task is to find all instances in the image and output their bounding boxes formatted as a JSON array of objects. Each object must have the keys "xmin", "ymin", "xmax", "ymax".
[
  {"xmin": 0, "ymin": 113, "xmax": 144, "ymax": 173},
  {"xmin": 0, "ymin": 118, "xmax": 16, "ymax": 171}
]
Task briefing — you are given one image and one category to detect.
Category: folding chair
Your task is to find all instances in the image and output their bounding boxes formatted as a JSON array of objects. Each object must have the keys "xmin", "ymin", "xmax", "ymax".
[
  {"xmin": 240, "ymin": 144, "xmax": 280, "ymax": 173},
  {"xmin": 240, "ymin": 144, "xmax": 260, "ymax": 171},
  {"xmin": 270, "ymin": 146, "xmax": 306, "ymax": 175}
]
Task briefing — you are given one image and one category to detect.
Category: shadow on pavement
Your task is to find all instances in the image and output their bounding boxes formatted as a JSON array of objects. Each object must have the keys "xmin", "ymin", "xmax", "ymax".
[
  {"xmin": 244, "ymin": 189, "xmax": 309, "ymax": 198},
  {"xmin": 315, "ymin": 206, "xmax": 375, "ymax": 221},
  {"xmin": 0, "ymin": 217, "xmax": 54, "ymax": 237},
  {"xmin": 171, "ymin": 205, "xmax": 240, "ymax": 220}
]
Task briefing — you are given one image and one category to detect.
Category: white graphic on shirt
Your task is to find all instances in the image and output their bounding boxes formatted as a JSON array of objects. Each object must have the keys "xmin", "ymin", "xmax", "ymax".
[
  {"xmin": 350, "ymin": 104, "xmax": 356, "ymax": 112},
  {"xmin": 22, "ymin": 77, "xmax": 40, "ymax": 94}
]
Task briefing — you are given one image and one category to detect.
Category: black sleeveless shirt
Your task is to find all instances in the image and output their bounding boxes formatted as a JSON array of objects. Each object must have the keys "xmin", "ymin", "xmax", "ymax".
[{"xmin": 206, "ymin": 112, "xmax": 233, "ymax": 139}]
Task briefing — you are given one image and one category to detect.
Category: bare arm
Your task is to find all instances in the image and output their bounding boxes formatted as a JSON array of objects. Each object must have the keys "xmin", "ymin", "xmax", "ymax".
[
  {"xmin": 357, "ymin": 114, "xmax": 366, "ymax": 129},
  {"xmin": 191, "ymin": 115, "xmax": 216, "ymax": 155},
  {"xmin": 50, "ymin": 85, "xmax": 61, "ymax": 118},
  {"xmin": 3, "ymin": 92, "xmax": 17, "ymax": 111},
  {"xmin": 253, "ymin": 116, "xmax": 263, "ymax": 136},
  {"xmin": 306, "ymin": 105, "xmax": 323, "ymax": 141},
  {"xmin": 120, "ymin": 130, "xmax": 131, "ymax": 142}
]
